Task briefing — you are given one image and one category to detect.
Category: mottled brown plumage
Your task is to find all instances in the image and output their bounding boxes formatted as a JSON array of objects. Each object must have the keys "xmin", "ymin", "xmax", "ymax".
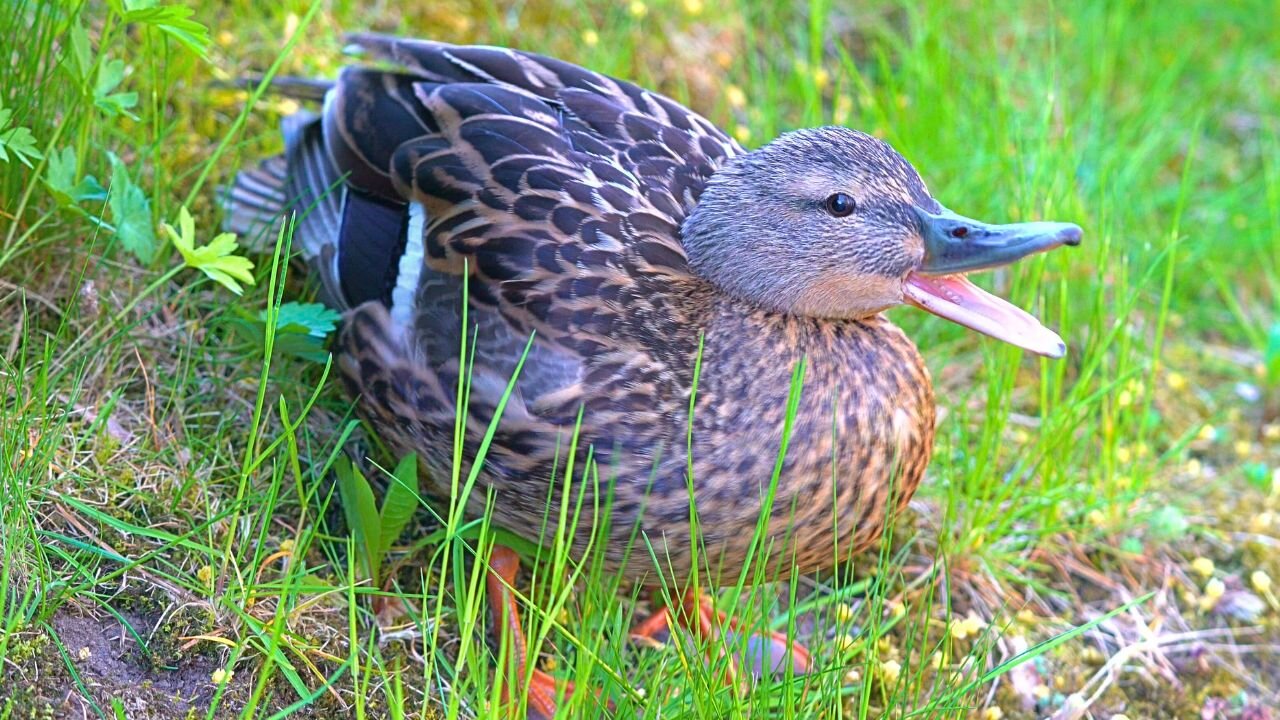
[{"xmin": 229, "ymin": 34, "xmax": 1079, "ymax": 711}]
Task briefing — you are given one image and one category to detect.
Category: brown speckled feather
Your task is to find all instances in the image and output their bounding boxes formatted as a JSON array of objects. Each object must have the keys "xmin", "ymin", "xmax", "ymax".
[{"xmin": 247, "ymin": 36, "xmax": 936, "ymax": 585}]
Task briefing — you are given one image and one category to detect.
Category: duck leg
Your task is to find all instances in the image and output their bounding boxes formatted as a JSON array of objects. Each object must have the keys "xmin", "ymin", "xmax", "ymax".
[
  {"xmin": 486, "ymin": 545, "xmax": 572, "ymax": 720},
  {"xmin": 630, "ymin": 589, "xmax": 812, "ymax": 685}
]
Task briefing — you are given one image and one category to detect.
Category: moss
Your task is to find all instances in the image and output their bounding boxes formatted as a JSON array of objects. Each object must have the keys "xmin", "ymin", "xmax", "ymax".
[
  {"xmin": 3, "ymin": 632, "xmax": 49, "ymax": 665},
  {"xmin": 149, "ymin": 604, "xmax": 218, "ymax": 669}
]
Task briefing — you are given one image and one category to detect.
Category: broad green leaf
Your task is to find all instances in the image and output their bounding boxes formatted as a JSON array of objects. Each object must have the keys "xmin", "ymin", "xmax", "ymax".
[
  {"xmin": 334, "ymin": 457, "xmax": 383, "ymax": 583},
  {"xmin": 268, "ymin": 302, "xmax": 341, "ymax": 339},
  {"xmin": 378, "ymin": 454, "xmax": 420, "ymax": 559},
  {"xmin": 107, "ymin": 154, "xmax": 157, "ymax": 262},
  {"xmin": 45, "ymin": 147, "xmax": 107, "ymax": 205},
  {"xmin": 46, "ymin": 146, "xmax": 76, "ymax": 196},
  {"xmin": 94, "ymin": 58, "xmax": 139, "ymax": 120},
  {"xmin": 0, "ymin": 104, "xmax": 43, "ymax": 168},
  {"xmin": 67, "ymin": 19, "xmax": 93, "ymax": 81},
  {"xmin": 114, "ymin": 0, "xmax": 211, "ymax": 59},
  {"xmin": 163, "ymin": 205, "xmax": 255, "ymax": 294},
  {"xmin": 227, "ymin": 302, "xmax": 337, "ymax": 363}
]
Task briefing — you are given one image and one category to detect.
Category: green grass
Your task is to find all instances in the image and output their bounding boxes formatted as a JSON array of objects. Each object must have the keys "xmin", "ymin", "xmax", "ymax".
[{"xmin": 2, "ymin": 0, "xmax": 1279, "ymax": 718}]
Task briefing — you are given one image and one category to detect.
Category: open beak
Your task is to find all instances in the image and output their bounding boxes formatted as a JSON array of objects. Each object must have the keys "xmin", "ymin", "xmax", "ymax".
[{"xmin": 903, "ymin": 206, "xmax": 1082, "ymax": 358}]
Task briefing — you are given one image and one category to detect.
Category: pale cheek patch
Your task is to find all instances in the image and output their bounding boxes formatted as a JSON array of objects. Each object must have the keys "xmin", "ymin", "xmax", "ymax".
[{"xmin": 794, "ymin": 272, "xmax": 904, "ymax": 318}]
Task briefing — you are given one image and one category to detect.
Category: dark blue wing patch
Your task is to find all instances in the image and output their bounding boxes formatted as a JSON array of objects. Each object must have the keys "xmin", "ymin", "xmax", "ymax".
[{"xmin": 338, "ymin": 189, "xmax": 409, "ymax": 307}]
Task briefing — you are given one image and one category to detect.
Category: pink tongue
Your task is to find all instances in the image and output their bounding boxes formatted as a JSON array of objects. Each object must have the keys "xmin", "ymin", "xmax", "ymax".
[{"xmin": 903, "ymin": 273, "xmax": 1066, "ymax": 358}]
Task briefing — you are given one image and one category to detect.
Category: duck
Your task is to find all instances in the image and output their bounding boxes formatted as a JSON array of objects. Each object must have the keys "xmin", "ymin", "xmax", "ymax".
[{"xmin": 227, "ymin": 33, "xmax": 1081, "ymax": 719}]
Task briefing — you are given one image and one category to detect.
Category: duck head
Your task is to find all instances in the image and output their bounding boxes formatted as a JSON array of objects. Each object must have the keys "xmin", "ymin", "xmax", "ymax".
[{"xmin": 682, "ymin": 127, "xmax": 1081, "ymax": 357}]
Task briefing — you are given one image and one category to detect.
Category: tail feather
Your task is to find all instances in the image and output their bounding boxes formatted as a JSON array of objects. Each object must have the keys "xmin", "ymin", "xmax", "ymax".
[
  {"xmin": 220, "ymin": 154, "xmax": 288, "ymax": 241},
  {"xmin": 212, "ymin": 74, "xmax": 335, "ymax": 102}
]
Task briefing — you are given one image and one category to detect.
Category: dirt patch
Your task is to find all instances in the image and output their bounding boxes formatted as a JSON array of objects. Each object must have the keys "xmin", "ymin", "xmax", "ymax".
[{"xmin": 1, "ymin": 604, "xmax": 244, "ymax": 719}]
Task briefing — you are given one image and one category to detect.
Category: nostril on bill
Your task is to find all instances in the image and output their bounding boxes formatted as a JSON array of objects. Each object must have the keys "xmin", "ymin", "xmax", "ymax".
[{"xmin": 949, "ymin": 226, "xmax": 969, "ymax": 238}]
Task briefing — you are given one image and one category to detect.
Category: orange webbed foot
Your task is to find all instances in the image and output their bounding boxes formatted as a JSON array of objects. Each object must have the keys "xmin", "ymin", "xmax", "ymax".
[
  {"xmin": 487, "ymin": 545, "xmax": 616, "ymax": 719},
  {"xmin": 630, "ymin": 589, "xmax": 811, "ymax": 687}
]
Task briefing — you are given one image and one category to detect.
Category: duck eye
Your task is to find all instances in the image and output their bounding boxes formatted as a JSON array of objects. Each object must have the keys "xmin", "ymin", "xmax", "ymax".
[{"xmin": 824, "ymin": 192, "xmax": 856, "ymax": 217}]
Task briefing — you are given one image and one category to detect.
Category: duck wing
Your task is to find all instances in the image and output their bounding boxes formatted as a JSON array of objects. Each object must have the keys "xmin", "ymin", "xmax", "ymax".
[{"xmin": 317, "ymin": 37, "xmax": 743, "ymax": 417}]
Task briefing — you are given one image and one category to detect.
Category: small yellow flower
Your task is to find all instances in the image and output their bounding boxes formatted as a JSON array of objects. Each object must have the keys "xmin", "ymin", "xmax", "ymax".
[
  {"xmin": 628, "ymin": 1, "xmax": 648, "ymax": 18},
  {"xmin": 1264, "ymin": 424, "xmax": 1280, "ymax": 442},
  {"xmin": 1015, "ymin": 609, "xmax": 1037, "ymax": 625},
  {"xmin": 217, "ymin": 30, "xmax": 234, "ymax": 47},
  {"xmin": 683, "ymin": 0, "xmax": 703, "ymax": 14},
  {"xmin": 582, "ymin": 29, "xmax": 599, "ymax": 47},
  {"xmin": 843, "ymin": 668, "xmax": 861, "ymax": 684},
  {"xmin": 733, "ymin": 124, "xmax": 751, "ymax": 144},
  {"xmin": 542, "ymin": 656, "xmax": 558, "ymax": 672},
  {"xmin": 1197, "ymin": 424, "xmax": 1217, "ymax": 442},
  {"xmin": 1186, "ymin": 458, "xmax": 1202, "ymax": 477},
  {"xmin": 1190, "ymin": 557, "xmax": 1215, "ymax": 578},
  {"xmin": 982, "ymin": 707, "xmax": 1004, "ymax": 720},
  {"xmin": 962, "ymin": 613, "xmax": 986, "ymax": 636},
  {"xmin": 834, "ymin": 634, "xmax": 857, "ymax": 653},
  {"xmin": 1114, "ymin": 445, "xmax": 1132, "ymax": 464},
  {"xmin": 1199, "ymin": 578, "xmax": 1226, "ymax": 611},
  {"xmin": 1252, "ymin": 510, "xmax": 1275, "ymax": 532},
  {"xmin": 1033, "ymin": 684, "xmax": 1051, "ymax": 700},
  {"xmin": 834, "ymin": 602, "xmax": 855, "ymax": 624},
  {"xmin": 1256, "ymin": 363, "xmax": 1268, "ymax": 379},
  {"xmin": 879, "ymin": 659, "xmax": 901, "ymax": 684},
  {"xmin": 197, "ymin": 565, "xmax": 214, "ymax": 586},
  {"xmin": 812, "ymin": 67, "xmax": 830, "ymax": 90},
  {"xmin": 1086, "ymin": 509, "xmax": 1106, "ymax": 527},
  {"xmin": 929, "ymin": 651, "xmax": 944, "ymax": 669},
  {"xmin": 78, "ymin": 646, "xmax": 91, "ymax": 661},
  {"xmin": 1165, "ymin": 371, "xmax": 1187, "ymax": 391},
  {"xmin": 949, "ymin": 612, "xmax": 985, "ymax": 640},
  {"xmin": 1117, "ymin": 389, "xmax": 1133, "ymax": 407},
  {"xmin": 1251, "ymin": 570, "xmax": 1272, "ymax": 594},
  {"xmin": 1013, "ymin": 429, "xmax": 1031, "ymax": 444},
  {"xmin": 1205, "ymin": 578, "xmax": 1226, "ymax": 599},
  {"xmin": 1235, "ymin": 440, "xmax": 1253, "ymax": 458},
  {"xmin": 212, "ymin": 668, "xmax": 233, "ymax": 685},
  {"xmin": 725, "ymin": 85, "xmax": 747, "ymax": 109},
  {"xmin": 876, "ymin": 636, "xmax": 893, "ymax": 654},
  {"xmin": 279, "ymin": 538, "xmax": 295, "ymax": 554}
]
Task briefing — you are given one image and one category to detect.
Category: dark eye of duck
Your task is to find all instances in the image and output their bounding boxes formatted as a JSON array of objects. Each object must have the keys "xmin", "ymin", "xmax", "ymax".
[{"xmin": 824, "ymin": 192, "xmax": 856, "ymax": 217}]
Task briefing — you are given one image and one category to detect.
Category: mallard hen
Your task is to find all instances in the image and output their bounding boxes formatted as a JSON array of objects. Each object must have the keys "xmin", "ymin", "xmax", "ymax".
[{"xmin": 228, "ymin": 34, "xmax": 1080, "ymax": 718}]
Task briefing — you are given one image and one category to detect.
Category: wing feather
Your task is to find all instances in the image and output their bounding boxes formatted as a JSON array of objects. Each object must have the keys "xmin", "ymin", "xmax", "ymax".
[{"xmin": 323, "ymin": 38, "xmax": 739, "ymax": 418}]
